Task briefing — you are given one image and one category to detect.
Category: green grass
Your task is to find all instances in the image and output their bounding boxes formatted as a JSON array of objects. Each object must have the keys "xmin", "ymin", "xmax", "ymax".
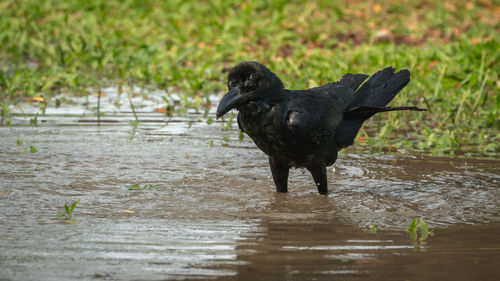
[{"xmin": 0, "ymin": 0, "xmax": 498, "ymax": 157}]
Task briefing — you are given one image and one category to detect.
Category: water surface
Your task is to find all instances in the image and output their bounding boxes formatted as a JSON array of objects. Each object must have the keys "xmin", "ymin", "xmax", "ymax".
[{"xmin": 1, "ymin": 89, "xmax": 498, "ymax": 280}]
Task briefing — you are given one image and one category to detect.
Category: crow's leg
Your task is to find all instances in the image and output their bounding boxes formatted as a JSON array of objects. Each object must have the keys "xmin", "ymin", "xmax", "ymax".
[
  {"xmin": 269, "ymin": 156, "xmax": 289, "ymax": 193},
  {"xmin": 305, "ymin": 156, "xmax": 328, "ymax": 195}
]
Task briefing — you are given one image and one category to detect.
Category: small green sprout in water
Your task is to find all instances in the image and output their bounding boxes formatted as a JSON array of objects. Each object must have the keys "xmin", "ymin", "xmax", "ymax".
[
  {"xmin": 16, "ymin": 138, "xmax": 22, "ymax": 145},
  {"xmin": 407, "ymin": 218, "xmax": 418, "ymax": 233},
  {"xmin": 420, "ymin": 219, "xmax": 433, "ymax": 241},
  {"xmin": 407, "ymin": 218, "xmax": 434, "ymax": 238},
  {"xmin": 206, "ymin": 117, "xmax": 214, "ymax": 125},
  {"xmin": 161, "ymin": 96, "xmax": 175, "ymax": 117},
  {"xmin": 29, "ymin": 145, "xmax": 38, "ymax": 153},
  {"xmin": 127, "ymin": 184, "xmax": 154, "ymax": 190},
  {"xmin": 56, "ymin": 200, "xmax": 80, "ymax": 218},
  {"xmin": 209, "ymin": 139, "xmax": 213, "ymax": 147},
  {"xmin": 238, "ymin": 130, "xmax": 245, "ymax": 142},
  {"xmin": 222, "ymin": 112, "xmax": 236, "ymax": 131},
  {"xmin": 363, "ymin": 224, "xmax": 377, "ymax": 234},
  {"xmin": 127, "ymin": 85, "xmax": 139, "ymax": 124},
  {"xmin": 1, "ymin": 103, "xmax": 11, "ymax": 126},
  {"xmin": 29, "ymin": 113, "xmax": 39, "ymax": 127},
  {"xmin": 407, "ymin": 218, "xmax": 434, "ymax": 251}
]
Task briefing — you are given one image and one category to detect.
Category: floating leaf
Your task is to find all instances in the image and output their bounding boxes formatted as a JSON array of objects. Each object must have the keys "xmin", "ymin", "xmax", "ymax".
[{"xmin": 29, "ymin": 146, "xmax": 38, "ymax": 153}]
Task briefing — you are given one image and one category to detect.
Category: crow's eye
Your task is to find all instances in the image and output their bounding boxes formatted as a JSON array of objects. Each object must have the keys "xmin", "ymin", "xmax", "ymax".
[{"xmin": 243, "ymin": 79, "xmax": 255, "ymax": 89}]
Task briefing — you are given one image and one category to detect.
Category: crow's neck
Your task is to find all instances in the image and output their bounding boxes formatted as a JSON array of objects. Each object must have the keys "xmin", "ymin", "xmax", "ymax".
[{"xmin": 265, "ymin": 88, "xmax": 286, "ymax": 104}]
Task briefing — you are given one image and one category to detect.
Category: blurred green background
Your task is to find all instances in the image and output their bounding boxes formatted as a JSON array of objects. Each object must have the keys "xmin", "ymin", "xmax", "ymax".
[{"xmin": 0, "ymin": 0, "xmax": 498, "ymax": 157}]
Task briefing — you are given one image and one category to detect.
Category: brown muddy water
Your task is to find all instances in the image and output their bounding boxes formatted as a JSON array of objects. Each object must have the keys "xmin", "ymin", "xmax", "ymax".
[{"xmin": 0, "ymin": 88, "xmax": 499, "ymax": 281}]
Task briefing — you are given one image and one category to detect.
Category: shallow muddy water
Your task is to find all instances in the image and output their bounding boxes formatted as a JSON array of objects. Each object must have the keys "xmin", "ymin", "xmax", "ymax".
[{"xmin": 1, "ymin": 90, "xmax": 499, "ymax": 280}]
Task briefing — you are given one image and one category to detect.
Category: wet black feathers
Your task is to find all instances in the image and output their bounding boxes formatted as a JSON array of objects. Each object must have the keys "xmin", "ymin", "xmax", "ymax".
[
  {"xmin": 349, "ymin": 67, "xmax": 410, "ymax": 109},
  {"xmin": 335, "ymin": 67, "xmax": 424, "ymax": 148},
  {"xmin": 217, "ymin": 62, "xmax": 425, "ymax": 194}
]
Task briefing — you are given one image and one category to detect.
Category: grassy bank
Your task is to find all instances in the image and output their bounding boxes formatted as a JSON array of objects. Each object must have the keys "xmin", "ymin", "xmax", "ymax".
[{"xmin": 0, "ymin": 0, "xmax": 498, "ymax": 157}]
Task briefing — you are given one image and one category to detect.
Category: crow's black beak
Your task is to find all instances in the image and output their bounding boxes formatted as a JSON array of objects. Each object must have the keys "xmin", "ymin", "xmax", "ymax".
[{"xmin": 216, "ymin": 87, "xmax": 245, "ymax": 119}]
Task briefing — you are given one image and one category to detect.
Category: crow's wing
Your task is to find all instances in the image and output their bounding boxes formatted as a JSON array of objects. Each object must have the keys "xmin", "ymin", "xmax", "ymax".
[
  {"xmin": 309, "ymin": 73, "xmax": 368, "ymax": 94},
  {"xmin": 282, "ymin": 85, "xmax": 355, "ymax": 142}
]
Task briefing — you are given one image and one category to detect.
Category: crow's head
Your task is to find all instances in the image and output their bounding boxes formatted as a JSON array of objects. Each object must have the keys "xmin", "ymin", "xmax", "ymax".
[{"xmin": 216, "ymin": 61, "xmax": 283, "ymax": 119}]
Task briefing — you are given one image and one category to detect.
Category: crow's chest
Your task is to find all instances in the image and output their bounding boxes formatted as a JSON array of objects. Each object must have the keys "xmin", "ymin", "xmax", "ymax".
[{"xmin": 238, "ymin": 104, "xmax": 284, "ymax": 156}]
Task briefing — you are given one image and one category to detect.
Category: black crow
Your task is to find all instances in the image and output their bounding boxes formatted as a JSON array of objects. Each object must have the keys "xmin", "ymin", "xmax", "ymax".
[{"xmin": 216, "ymin": 61, "xmax": 425, "ymax": 195}]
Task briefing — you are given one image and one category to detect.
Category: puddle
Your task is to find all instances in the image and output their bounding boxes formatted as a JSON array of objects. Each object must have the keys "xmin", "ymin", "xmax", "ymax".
[{"xmin": 1, "ymin": 88, "xmax": 499, "ymax": 280}]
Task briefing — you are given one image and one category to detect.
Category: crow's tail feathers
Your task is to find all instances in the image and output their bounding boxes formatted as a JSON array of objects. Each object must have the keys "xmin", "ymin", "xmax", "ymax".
[
  {"xmin": 335, "ymin": 67, "xmax": 426, "ymax": 149},
  {"xmin": 344, "ymin": 105, "xmax": 426, "ymax": 118},
  {"xmin": 350, "ymin": 67, "xmax": 410, "ymax": 109}
]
